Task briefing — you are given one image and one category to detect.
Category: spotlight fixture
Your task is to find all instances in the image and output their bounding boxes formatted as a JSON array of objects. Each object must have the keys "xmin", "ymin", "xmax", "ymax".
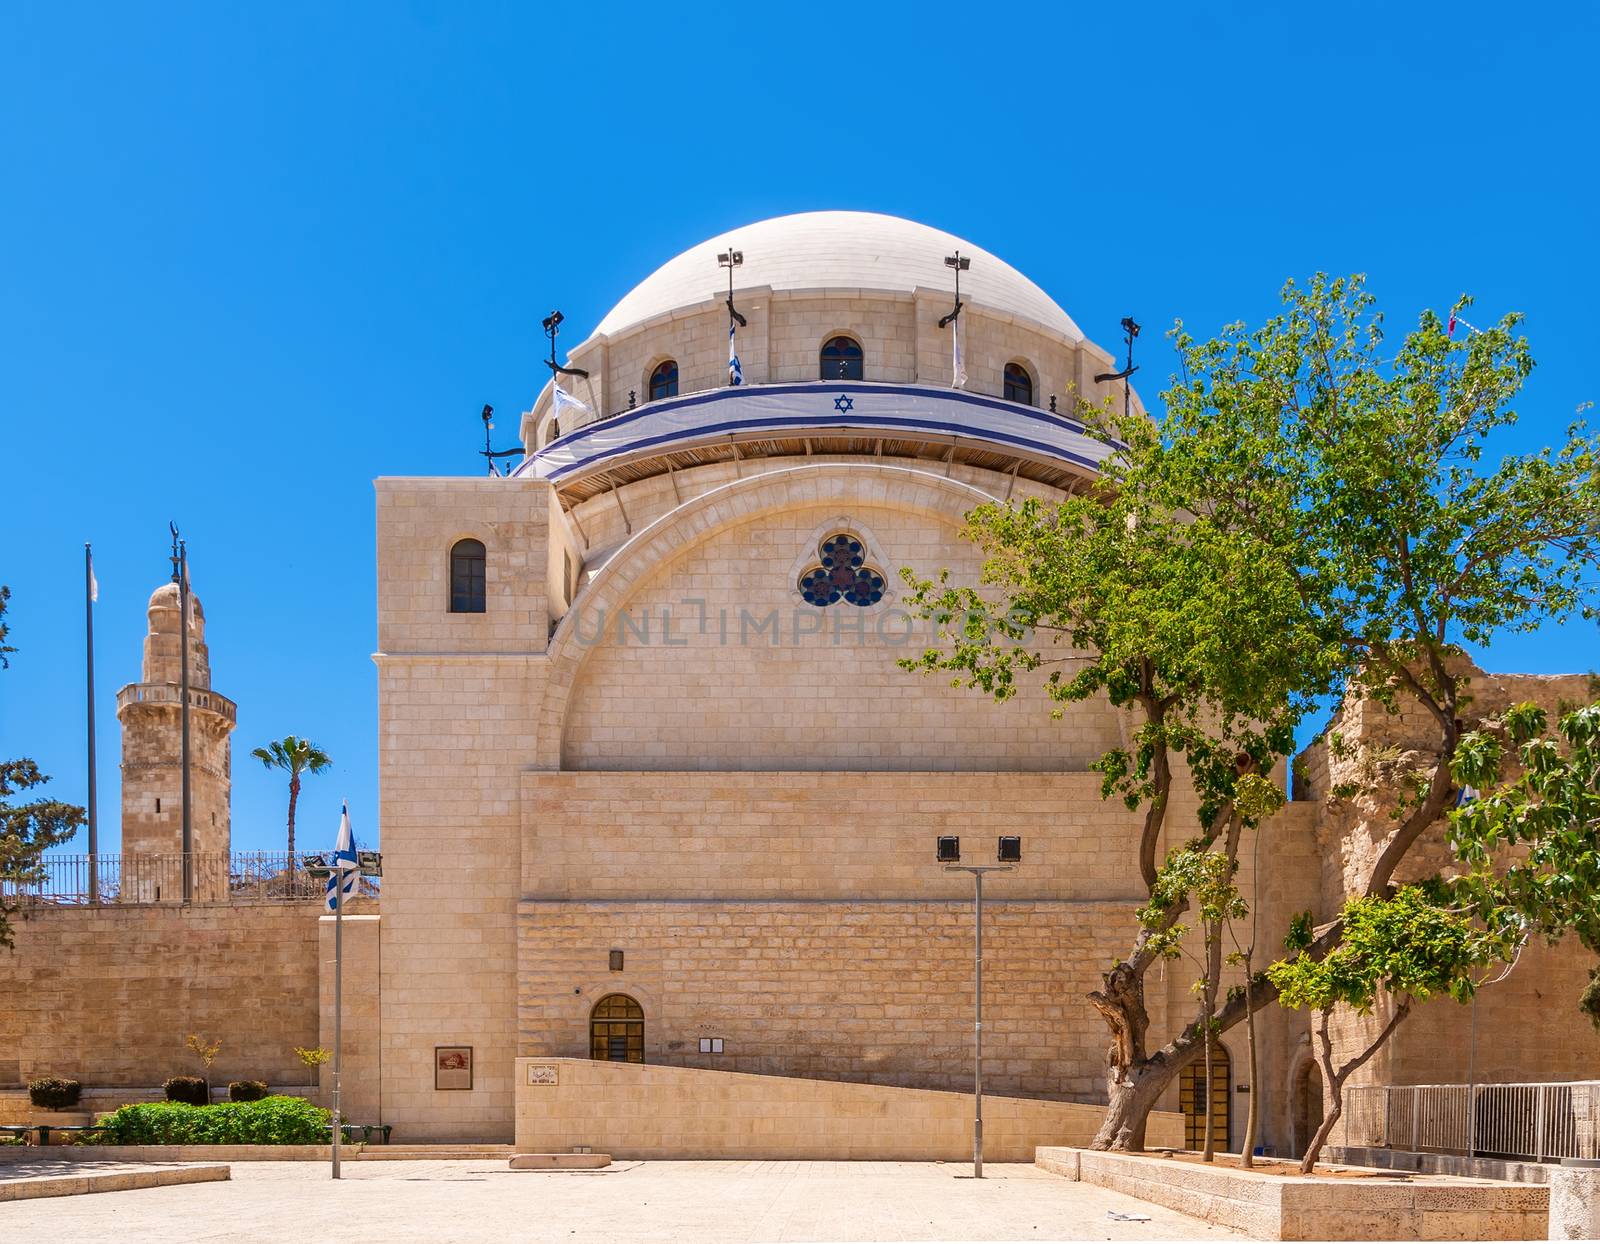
[
  {"xmin": 718, "ymin": 249, "xmax": 747, "ymax": 328},
  {"xmin": 938, "ymin": 252, "xmax": 970, "ymax": 328}
]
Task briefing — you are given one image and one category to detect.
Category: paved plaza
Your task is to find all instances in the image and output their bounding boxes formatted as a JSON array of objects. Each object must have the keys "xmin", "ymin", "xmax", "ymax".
[{"xmin": 1, "ymin": 1158, "xmax": 1242, "ymax": 1241}]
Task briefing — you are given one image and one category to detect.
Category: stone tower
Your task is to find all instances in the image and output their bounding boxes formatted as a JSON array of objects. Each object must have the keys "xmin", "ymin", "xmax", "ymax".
[{"xmin": 116, "ymin": 578, "xmax": 236, "ymax": 901}]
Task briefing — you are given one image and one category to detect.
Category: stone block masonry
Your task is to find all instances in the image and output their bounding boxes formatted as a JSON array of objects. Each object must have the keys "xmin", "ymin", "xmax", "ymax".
[
  {"xmin": 0, "ymin": 902, "xmax": 323, "ymax": 1089},
  {"xmin": 514, "ymin": 1057, "xmax": 1183, "ymax": 1161}
]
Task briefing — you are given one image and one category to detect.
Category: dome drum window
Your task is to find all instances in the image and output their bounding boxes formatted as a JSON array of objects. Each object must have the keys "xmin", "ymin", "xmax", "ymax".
[
  {"xmin": 648, "ymin": 360, "xmax": 679, "ymax": 401},
  {"xmin": 798, "ymin": 532, "xmax": 886, "ymax": 607},
  {"xmin": 820, "ymin": 336, "xmax": 864, "ymax": 381},
  {"xmin": 1004, "ymin": 362, "xmax": 1034, "ymax": 406},
  {"xmin": 449, "ymin": 539, "xmax": 486, "ymax": 614}
]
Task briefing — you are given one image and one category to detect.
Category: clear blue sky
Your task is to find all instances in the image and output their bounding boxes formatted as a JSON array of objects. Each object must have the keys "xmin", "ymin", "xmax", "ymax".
[{"xmin": 4, "ymin": 2, "xmax": 1596, "ymax": 854}]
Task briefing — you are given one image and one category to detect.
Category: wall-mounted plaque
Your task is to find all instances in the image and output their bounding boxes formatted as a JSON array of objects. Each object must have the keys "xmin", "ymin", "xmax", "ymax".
[
  {"xmin": 526, "ymin": 1063, "xmax": 559, "ymax": 1086},
  {"xmin": 435, "ymin": 1045, "xmax": 473, "ymax": 1090}
]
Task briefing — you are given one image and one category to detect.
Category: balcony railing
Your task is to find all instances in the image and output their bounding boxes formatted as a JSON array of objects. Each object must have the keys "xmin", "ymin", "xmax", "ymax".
[
  {"xmin": 1338, "ymin": 1082, "xmax": 1600, "ymax": 1163},
  {"xmin": 2, "ymin": 852, "xmax": 378, "ymax": 906},
  {"xmin": 116, "ymin": 682, "xmax": 238, "ymax": 723}
]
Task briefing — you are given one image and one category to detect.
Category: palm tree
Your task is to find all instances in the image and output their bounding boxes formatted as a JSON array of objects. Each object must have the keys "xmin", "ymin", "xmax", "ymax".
[{"xmin": 250, "ymin": 736, "xmax": 331, "ymax": 882}]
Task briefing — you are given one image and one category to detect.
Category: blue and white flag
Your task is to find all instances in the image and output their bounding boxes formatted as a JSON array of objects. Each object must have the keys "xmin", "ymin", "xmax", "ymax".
[
  {"xmin": 551, "ymin": 382, "xmax": 591, "ymax": 425},
  {"xmin": 728, "ymin": 323, "xmax": 743, "ymax": 386},
  {"xmin": 325, "ymin": 802, "xmax": 359, "ymax": 912}
]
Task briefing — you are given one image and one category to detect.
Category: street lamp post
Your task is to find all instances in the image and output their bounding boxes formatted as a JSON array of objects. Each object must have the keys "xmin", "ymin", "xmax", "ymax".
[{"xmin": 937, "ymin": 835, "xmax": 1021, "ymax": 1178}]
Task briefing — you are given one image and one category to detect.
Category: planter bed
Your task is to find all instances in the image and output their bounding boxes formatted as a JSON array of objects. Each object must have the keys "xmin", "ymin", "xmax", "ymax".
[
  {"xmin": 1035, "ymin": 1146, "xmax": 1549, "ymax": 1241},
  {"xmin": 8, "ymin": 1144, "xmax": 351, "ymax": 1162}
]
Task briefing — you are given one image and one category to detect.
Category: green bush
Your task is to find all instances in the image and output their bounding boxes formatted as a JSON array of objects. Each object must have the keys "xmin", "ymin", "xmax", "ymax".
[
  {"xmin": 228, "ymin": 1080, "xmax": 268, "ymax": 1103},
  {"xmin": 28, "ymin": 1077, "xmax": 82, "ymax": 1109},
  {"xmin": 163, "ymin": 1076, "xmax": 210, "ymax": 1106},
  {"xmin": 96, "ymin": 1096, "xmax": 329, "ymax": 1146}
]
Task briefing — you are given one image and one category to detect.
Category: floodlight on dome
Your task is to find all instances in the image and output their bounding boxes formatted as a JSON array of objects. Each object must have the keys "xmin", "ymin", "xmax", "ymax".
[{"xmin": 718, "ymin": 249, "xmax": 747, "ymax": 328}]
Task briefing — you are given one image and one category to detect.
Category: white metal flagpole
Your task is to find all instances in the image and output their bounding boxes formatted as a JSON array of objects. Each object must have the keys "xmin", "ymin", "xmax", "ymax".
[{"xmin": 333, "ymin": 863, "xmax": 343, "ymax": 1179}]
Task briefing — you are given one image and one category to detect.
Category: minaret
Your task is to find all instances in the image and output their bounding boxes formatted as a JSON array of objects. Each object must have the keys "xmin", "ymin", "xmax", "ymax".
[{"xmin": 116, "ymin": 579, "xmax": 237, "ymax": 901}]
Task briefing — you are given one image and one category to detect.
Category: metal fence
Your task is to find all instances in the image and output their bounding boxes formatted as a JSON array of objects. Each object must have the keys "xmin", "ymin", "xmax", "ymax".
[
  {"xmin": 1, "ymin": 852, "xmax": 378, "ymax": 906},
  {"xmin": 1339, "ymin": 1082, "xmax": 1600, "ymax": 1163}
]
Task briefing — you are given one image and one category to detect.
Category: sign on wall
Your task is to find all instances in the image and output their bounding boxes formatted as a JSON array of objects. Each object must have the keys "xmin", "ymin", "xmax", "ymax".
[
  {"xmin": 526, "ymin": 1063, "xmax": 559, "ymax": 1086},
  {"xmin": 435, "ymin": 1045, "xmax": 473, "ymax": 1091}
]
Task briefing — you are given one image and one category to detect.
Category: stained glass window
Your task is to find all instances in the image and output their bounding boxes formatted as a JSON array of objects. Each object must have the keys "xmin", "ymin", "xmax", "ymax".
[
  {"xmin": 1004, "ymin": 362, "xmax": 1034, "ymax": 405},
  {"xmin": 649, "ymin": 360, "xmax": 679, "ymax": 401},
  {"xmin": 820, "ymin": 336, "xmax": 864, "ymax": 380},
  {"xmin": 798, "ymin": 532, "xmax": 886, "ymax": 608}
]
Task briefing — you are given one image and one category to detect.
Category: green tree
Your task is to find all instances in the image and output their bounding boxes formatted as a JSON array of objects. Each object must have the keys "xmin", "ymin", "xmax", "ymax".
[
  {"xmin": 1269, "ymin": 886, "xmax": 1510, "ymax": 1172},
  {"xmin": 250, "ymin": 736, "xmax": 331, "ymax": 876},
  {"xmin": 903, "ymin": 275, "xmax": 1600, "ymax": 1149},
  {"xmin": 1449, "ymin": 700, "xmax": 1600, "ymax": 1020},
  {"xmin": 0, "ymin": 586, "xmax": 85, "ymax": 948}
]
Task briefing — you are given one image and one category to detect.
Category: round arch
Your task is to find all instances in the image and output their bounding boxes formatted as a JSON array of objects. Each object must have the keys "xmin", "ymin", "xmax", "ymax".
[{"xmin": 531, "ymin": 463, "xmax": 1005, "ymax": 768}]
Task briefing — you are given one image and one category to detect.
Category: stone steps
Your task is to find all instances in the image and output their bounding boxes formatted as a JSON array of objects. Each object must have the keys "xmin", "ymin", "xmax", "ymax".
[{"xmin": 356, "ymin": 1144, "xmax": 513, "ymax": 1161}]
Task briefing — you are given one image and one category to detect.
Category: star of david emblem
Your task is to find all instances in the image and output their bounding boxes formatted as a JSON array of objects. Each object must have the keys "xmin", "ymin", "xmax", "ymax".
[
  {"xmin": 798, "ymin": 532, "xmax": 886, "ymax": 607},
  {"xmin": 833, "ymin": 394, "xmax": 854, "ymax": 412}
]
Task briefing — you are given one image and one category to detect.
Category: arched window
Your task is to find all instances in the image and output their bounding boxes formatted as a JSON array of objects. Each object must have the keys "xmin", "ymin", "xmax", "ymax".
[
  {"xmin": 820, "ymin": 336, "xmax": 864, "ymax": 381},
  {"xmin": 1004, "ymin": 362, "xmax": 1034, "ymax": 405},
  {"xmin": 648, "ymin": 360, "xmax": 679, "ymax": 401},
  {"xmin": 1179, "ymin": 1043, "xmax": 1231, "ymax": 1151},
  {"xmin": 546, "ymin": 419, "xmax": 560, "ymax": 446},
  {"xmin": 448, "ymin": 539, "xmax": 486, "ymax": 614},
  {"xmin": 589, "ymin": 994, "xmax": 644, "ymax": 1063}
]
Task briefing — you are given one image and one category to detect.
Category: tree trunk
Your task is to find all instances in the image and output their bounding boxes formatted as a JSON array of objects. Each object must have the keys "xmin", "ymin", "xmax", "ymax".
[
  {"xmin": 1300, "ymin": 1000, "xmax": 1411, "ymax": 1174},
  {"xmin": 286, "ymin": 771, "xmax": 300, "ymax": 883},
  {"xmin": 1240, "ymin": 964, "xmax": 1260, "ymax": 1167},
  {"xmin": 1092, "ymin": 1068, "xmax": 1170, "ymax": 1150}
]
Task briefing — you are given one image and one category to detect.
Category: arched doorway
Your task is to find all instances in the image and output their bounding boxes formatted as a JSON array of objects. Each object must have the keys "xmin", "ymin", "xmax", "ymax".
[
  {"xmin": 589, "ymin": 994, "xmax": 644, "ymax": 1063},
  {"xmin": 1179, "ymin": 1043, "xmax": 1231, "ymax": 1151},
  {"xmin": 1292, "ymin": 1058, "xmax": 1325, "ymax": 1157}
]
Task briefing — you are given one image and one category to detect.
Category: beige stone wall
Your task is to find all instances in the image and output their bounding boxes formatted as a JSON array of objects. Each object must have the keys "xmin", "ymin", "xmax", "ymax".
[
  {"xmin": 557, "ymin": 500, "xmax": 1120, "ymax": 771},
  {"xmin": 0, "ymin": 902, "xmax": 322, "ymax": 1088},
  {"xmin": 520, "ymin": 898, "xmax": 1157, "ymax": 1104},
  {"xmin": 514, "ymin": 1057, "xmax": 1184, "ymax": 1160}
]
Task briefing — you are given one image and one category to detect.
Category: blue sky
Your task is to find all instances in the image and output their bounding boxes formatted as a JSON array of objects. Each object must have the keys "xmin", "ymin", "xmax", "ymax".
[{"xmin": 3, "ymin": 2, "xmax": 1596, "ymax": 853}]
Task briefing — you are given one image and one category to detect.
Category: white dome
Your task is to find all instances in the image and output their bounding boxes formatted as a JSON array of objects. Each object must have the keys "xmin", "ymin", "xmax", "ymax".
[{"xmin": 593, "ymin": 211, "xmax": 1083, "ymax": 343}]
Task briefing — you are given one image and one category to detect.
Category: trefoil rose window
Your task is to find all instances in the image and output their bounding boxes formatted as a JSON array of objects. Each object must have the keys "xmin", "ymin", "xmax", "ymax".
[{"xmin": 798, "ymin": 532, "xmax": 886, "ymax": 607}]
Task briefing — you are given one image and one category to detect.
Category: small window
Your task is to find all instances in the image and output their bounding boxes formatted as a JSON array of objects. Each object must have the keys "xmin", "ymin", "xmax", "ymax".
[
  {"xmin": 820, "ymin": 336, "xmax": 864, "ymax": 381},
  {"xmin": 563, "ymin": 550, "xmax": 577, "ymax": 606},
  {"xmin": 449, "ymin": 539, "xmax": 486, "ymax": 614},
  {"xmin": 649, "ymin": 360, "xmax": 679, "ymax": 401},
  {"xmin": 590, "ymin": 993, "xmax": 644, "ymax": 1063},
  {"xmin": 547, "ymin": 419, "xmax": 560, "ymax": 446},
  {"xmin": 1004, "ymin": 362, "xmax": 1034, "ymax": 405}
]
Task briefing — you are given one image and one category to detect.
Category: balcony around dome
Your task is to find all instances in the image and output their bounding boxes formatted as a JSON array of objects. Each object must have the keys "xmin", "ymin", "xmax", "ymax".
[{"xmin": 513, "ymin": 378, "xmax": 1120, "ymax": 503}]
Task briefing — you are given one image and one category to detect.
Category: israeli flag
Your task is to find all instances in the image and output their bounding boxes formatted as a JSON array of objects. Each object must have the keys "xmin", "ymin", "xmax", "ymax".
[
  {"xmin": 728, "ymin": 323, "xmax": 743, "ymax": 386},
  {"xmin": 952, "ymin": 318, "xmax": 967, "ymax": 389},
  {"xmin": 552, "ymin": 383, "xmax": 591, "ymax": 424},
  {"xmin": 325, "ymin": 802, "xmax": 359, "ymax": 912}
]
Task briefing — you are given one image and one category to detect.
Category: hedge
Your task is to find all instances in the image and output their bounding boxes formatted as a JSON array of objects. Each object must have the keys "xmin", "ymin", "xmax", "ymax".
[
  {"xmin": 228, "ymin": 1080, "xmax": 269, "ymax": 1102},
  {"xmin": 28, "ymin": 1077, "xmax": 82, "ymax": 1109},
  {"xmin": 164, "ymin": 1076, "xmax": 210, "ymax": 1106},
  {"xmin": 96, "ymin": 1096, "xmax": 329, "ymax": 1145}
]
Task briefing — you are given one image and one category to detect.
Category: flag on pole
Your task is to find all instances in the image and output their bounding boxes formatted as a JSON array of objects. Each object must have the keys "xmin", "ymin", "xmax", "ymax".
[
  {"xmin": 952, "ymin": 317, "xmax": 967, "ymax": 389},
  {"xmin": 551, "ymin": 383, "xmax": 591, "ymax": 425},
  {"xmin": 325, "ymin": 802, "xmax": 359, "ymax": 912},
  {"xmin": 88, "ymin": 552, "xmax": 98, "ymax": 602},
  {"xmin": 728, "ymin": 322, "xmax": 743, "ymax": 386}
]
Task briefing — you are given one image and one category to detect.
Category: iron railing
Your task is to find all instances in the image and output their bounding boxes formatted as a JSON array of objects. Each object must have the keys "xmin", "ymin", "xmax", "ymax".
[
  {"xmin": 1339, "ymin": 1081, "xmax": 1600, "ymax": 1163},
  {"xmin": 2, "ymin": 852, "xmax": 378, "ymax": 906}
]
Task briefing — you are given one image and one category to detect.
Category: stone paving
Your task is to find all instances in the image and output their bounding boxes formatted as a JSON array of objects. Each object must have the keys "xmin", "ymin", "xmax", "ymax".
[
  {"xmin": 0, "ymin": 1158, "xmax": 1242, "ymax": 1241},
  {"xmin": 0, "ymin": 1153, "xmax": 229, "ymax": 1201}
]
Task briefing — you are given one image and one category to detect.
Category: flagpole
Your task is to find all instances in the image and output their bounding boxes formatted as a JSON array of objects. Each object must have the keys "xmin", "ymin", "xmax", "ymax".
[
  {"xmin": 333, "ymin": 828, "xmax": 344, "ymax": 1181},
  {"xmin": 84, "ymin": 544, "xmax": 98, "ymax": 904}
]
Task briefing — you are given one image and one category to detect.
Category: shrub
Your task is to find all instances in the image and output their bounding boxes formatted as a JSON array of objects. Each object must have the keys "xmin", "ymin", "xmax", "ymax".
[
  {"xmin": 163, "ymin": 1075, "xmax": 210, "ymax": 1106},
  {"xmin": 96, "ymin": 1096, "xmax": 329, "ymax": 1146},
  {"xmin": 228, "ymin": 1080, "xmax": 268, "ymax": 1102},
  {"xmin": 28, "ymin": 1077, "xmax": 81, "ymax": 1109}
]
